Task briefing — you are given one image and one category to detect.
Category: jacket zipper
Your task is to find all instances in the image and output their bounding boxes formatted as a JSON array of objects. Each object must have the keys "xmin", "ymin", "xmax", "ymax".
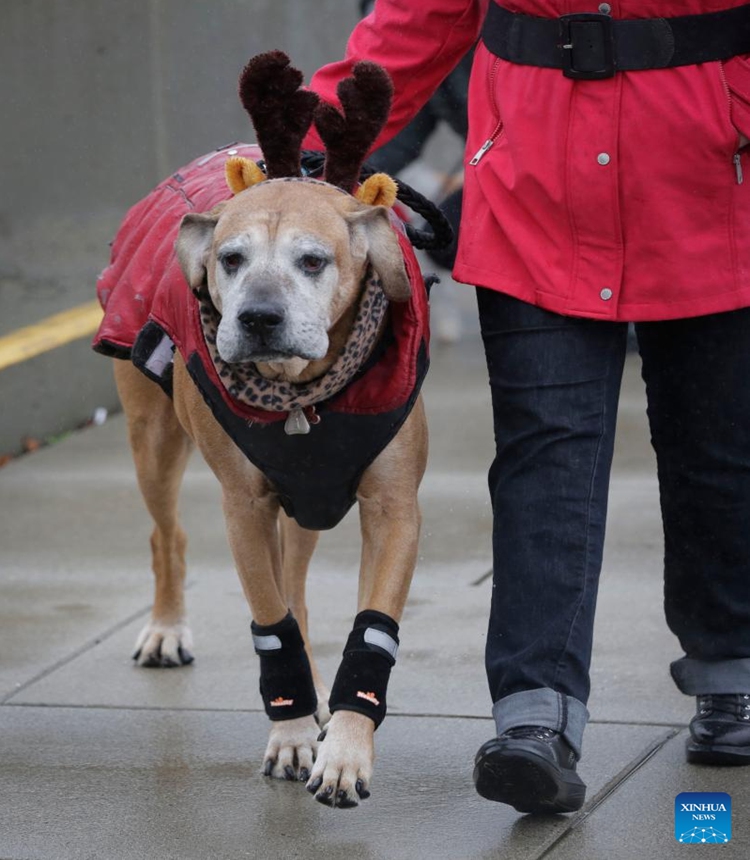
[
  {"xmin": 719, "ymin": 62, "xmax": 744, "ymax": 184},
  {"xmin": 470, "ymin": 59, "xmax": 503, "ymax": 166}
]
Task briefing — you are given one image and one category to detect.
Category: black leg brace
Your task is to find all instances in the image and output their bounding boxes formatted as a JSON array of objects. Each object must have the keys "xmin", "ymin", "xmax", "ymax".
[
  {"xmin": 328, "ymin": 609, "xmax": 400, "ymax": 728},
  {"xmin": 251, "ymin": 612, "xmax": 317, "ymax": 721}
]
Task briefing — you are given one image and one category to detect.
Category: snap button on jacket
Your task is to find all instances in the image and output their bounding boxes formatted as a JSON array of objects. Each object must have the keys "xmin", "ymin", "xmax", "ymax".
[{"xmin": 306, "ymin": 0, "xmax": 750, "ymax": 321}]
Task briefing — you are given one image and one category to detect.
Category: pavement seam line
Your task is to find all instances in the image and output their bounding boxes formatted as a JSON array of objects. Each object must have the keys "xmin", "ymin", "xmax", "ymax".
[
  {"xmin": 0, "ymin": 699, "xmax": 689, "ymax": 734},
  {"xmin": 534, "ymin": 726, "xmax": 681, "ymax": 859},
  {"xmin": 0, "ymin": 602, "xmax": 154, "ymax": 705},
  {"xmin": 0, "ymin": 578, "xmax": 200, "ymax": 705}
]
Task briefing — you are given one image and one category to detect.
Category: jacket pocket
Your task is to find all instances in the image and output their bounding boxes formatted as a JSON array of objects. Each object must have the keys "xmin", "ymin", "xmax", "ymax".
[
  {"xmin": 468, "ymin": 58, "xmax": 504, "ymax": 165},
  {"xmin": 721, "ymin": 56, "xmax": 750, "ymax": 143}
]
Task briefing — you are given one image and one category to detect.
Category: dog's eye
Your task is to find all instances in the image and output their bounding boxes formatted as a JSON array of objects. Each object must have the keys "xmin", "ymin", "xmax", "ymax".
[
  {"xmin": 299, "ymin": 254, "xmax": 327, "ymax": 275},
  {"xmin": 221, "ymin": 252, "xmax": 245, "ymax": 273}
]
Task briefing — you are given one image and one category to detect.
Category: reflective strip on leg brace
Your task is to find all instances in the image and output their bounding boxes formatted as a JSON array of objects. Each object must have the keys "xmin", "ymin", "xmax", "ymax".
[
  {"xmin": 328, "ymin": 609, "xmax": 400, "ymax": 728},
  {"xmin": 251, "ymin": 612, "xmax": 317, "ymax": 721}
]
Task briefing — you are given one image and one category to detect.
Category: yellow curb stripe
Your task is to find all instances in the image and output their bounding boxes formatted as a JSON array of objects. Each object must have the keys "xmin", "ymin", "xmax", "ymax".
[{"xmin": 0, "ymin": 300, "xmax": 103, "ymax": 372}]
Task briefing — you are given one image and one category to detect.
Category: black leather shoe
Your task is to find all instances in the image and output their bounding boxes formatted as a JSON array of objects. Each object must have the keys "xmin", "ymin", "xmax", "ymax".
[
  {"xmin": 473, "ymin": 726, "xmax": 586, "ymax": 814},
  {"xmin": 687, "ymin": 694, "xmax": 750, "ymax": 766}
]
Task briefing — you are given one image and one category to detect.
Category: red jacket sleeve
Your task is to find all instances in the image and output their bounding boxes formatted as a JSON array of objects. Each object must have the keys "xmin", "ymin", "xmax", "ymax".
[{"xmin": 303, "ymin": 0, "xmax": 487, "ymax": 152}]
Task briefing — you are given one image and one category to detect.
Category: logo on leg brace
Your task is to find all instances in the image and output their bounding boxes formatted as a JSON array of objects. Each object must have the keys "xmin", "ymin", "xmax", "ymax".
[
  {"xmin": 356, "ymin": 691, "xmax": 380, "ymax": 706},
  {"xmin": 270, "ymin": 696, "xmax": 295, "ymax": 707}
]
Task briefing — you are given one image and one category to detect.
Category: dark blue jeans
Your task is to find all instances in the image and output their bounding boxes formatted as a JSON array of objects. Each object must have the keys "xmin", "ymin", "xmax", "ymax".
[{"xmin": 476, "ymin": 288, "xmax": 750, "ymax": 754}]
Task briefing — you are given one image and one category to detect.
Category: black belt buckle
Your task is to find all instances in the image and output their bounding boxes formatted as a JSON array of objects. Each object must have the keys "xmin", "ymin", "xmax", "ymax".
[{"xmin": 559, "ymin": 13, "xmax": 615, "ymax": 80}]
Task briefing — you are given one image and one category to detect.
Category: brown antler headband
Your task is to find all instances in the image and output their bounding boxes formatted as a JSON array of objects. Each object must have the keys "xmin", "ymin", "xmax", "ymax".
[
  {"xmin": 232, "ymin": 51, "xmax": 396, "ymax": 206},
  {"xmin": 313, "ymin": 62, "xmax": 394, "ymax": 193},
  {"xmin": 237, "ymin": 50, "xmax": 320, "ymax": 179}
]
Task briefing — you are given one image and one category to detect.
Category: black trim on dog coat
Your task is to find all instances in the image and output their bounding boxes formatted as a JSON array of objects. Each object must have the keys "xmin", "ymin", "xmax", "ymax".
[{"xmin": 130, "ymin": 322, "xmax": 428, "ymax": 532}]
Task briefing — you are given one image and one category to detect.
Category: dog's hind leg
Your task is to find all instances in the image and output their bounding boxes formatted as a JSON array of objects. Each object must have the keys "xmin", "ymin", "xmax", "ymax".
[
  {"xmin": 279, "ymin": 512, "xmax": 331, "ymax": 728},
  {"xmin": 114, "ymin": 361, "xmax": 194, "ymax": 667}
]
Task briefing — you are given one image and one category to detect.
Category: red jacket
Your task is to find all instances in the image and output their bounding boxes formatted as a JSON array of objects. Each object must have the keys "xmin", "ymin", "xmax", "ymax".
[
  {"xmin": 93, "ymin": 143, "xmax": 430, "ymax": 529},
  {"xmin": 306, "ymin": 0, "xmax": 750, "ymax": 321},
  {"xmin": 94, "ymin": 144, "xmax": 429, "ymax": 424}
]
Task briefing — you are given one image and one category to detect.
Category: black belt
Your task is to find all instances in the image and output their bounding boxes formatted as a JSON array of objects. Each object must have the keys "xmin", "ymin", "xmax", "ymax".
[{"xmin": 482, "ymin": 1, "xmax": 750, "ymax": 80}]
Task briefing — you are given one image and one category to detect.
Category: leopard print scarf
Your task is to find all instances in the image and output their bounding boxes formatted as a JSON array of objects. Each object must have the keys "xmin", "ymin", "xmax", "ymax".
[{"xmin": 199, "ymin": 268, "xmax": 388, "ymax": 414}]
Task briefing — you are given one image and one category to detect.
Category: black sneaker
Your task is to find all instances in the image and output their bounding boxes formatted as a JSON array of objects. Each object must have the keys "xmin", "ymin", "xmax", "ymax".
[
  {"xmin": 687, "ymin": 694, "xmax": 750, "ymax": 766},
  {"xmin": 473, "ymin": 726, "xmax": 586, "ymax": 814}
]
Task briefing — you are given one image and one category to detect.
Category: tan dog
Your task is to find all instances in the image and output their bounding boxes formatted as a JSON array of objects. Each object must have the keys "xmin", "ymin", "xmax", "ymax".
[{"xmin": 106, "ymin": 55, "xmax": 429, "ymax": 809}]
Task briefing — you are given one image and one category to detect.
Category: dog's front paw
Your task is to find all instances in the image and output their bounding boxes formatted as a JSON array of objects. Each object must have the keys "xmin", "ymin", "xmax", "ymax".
[
  {"xmin": 133, "ymin": 619, "xmax": 194, "ymax": 668},
  {"xmin": 306, "ymin": 711, "xmax": 374, "ymax": 809},
  {"xmin": 262, "ymin": 715, "xmax": 320, "ymax": 782}
]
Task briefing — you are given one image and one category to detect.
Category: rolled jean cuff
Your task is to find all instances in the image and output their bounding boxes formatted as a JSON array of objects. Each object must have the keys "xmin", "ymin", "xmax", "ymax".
[
  {"xmin": 670, "ymin": 657, "xmax": 750, "ymax": 695},
  {"xmin": 492, "ymin": 688, "xmax": 590, "ymax": 759}
]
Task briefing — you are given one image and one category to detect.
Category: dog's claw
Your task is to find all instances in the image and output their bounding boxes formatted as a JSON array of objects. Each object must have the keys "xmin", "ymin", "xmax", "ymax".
[
  {"xmin": 263, "ymin": 760, "xmax": 274, "ymax": 777},
  {"xmin": 315, "ymin": 785, "xmax": 335, "ymax": 806},
  {"xmin": 177, "ymin": 646, "xmax": 194, "ymax": 665},
  {"xmin": 317, "ymin": 729, "xmax": 328, "ymax": 742},
  {"xmin": 355, "ymin": 779, "xmax": 371, "ymax": 800},
  {"xmin": 336, "ymin": 789, "xmax": 358, "ymax": 809},
  {"xmin": 133, "ymin": 643, "xmax": 191, "ymax": 669},
  {"xmin": 307, "ymin": 776, "xmax": 323, "ymax": 794},
  {"xmin": 284, "ymin": 765, "xmax": 296, "ymax": 781},
  {"xmin": 299, "ymin": 768, "xmax": 310, "ymax": 782}
]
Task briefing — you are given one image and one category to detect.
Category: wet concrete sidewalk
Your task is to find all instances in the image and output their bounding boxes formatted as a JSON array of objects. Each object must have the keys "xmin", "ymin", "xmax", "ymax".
[{"xmin": 1, "ymin": 309, "xmax": 747, "ymax": 859}]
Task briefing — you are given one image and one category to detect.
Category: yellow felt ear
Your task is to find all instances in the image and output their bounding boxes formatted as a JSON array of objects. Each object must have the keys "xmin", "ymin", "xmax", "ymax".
[
  {"xmin": 225, "ymin": 156, "xmax": 266, "ymax": 194},
  {"xmin": 355, "ymin": 173, "xmax": 398, "ymax": 208}
]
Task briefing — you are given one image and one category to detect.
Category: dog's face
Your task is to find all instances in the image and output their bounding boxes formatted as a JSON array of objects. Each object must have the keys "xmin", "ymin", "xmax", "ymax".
[{"xmin": 176, "ymin": 180, "xmax": 410, "ymax": 373}]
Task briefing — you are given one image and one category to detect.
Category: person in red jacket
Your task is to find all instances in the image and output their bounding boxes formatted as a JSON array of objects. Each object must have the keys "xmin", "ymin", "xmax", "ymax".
[{"xmin": 305, "ymin": 0, "xmax": 750, "ymax": 814}]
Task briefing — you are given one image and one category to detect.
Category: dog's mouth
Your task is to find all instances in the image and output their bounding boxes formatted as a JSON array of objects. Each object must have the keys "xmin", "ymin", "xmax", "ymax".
[
  {"xmin": 219, "ymin": 343, "xmax": 326, "ymax": 366},
  {"xmin": 246, "ymin": 348, "xmax": 316, "ymax": 364}
]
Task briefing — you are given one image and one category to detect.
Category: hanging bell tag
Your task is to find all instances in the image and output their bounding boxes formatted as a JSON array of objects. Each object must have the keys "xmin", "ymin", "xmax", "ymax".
[{"xmin": 284, "ymin": 406, "xmax": 311, "ymax": 436}]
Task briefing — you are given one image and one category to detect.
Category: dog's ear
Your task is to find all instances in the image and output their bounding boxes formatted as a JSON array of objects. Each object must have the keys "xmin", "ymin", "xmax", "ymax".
[
  {"xmin": 176, "ymin": 211, "xmax": 220, "ymax": 295},
  {"xmin": 347, "ymin": 206, "xmax": 411, "ymax": 302},
  {"xmin": 355, "ymin": 173, "xmax": 397, "ymax": 208},
  {"xmin": 226, "ymin": 156, "xmax": 266, "ymax": 194}
]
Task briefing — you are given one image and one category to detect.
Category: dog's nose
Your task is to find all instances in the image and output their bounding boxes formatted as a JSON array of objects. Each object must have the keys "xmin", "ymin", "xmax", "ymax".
[{"xmin": 237, "ymin": 306, "xmax": 284, "ymax": 334}]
